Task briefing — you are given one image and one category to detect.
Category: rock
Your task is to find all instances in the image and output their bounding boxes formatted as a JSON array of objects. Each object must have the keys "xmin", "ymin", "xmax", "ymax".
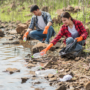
[
  {"xmin": 85, "ymin": 26, "xmax": 90, "ymax": 35},
  {"xmin": 34, "ymin": 81, "xmax": 41, "ymax": 84},
  {"xmin": 56, "ymin": 85, "xmax": 66, "ymax": 90},
  {"xmin": 6, "ymin": 68, "xmax": 20, "ymax": 74},
  {"xmin": 30, "ymin": 40, "xmax": 40, "ymax": 46},
  {"xmin": 52, "ymin": 17, "xmax": 58, "ymax": 24},
  {"xmin": 0, "ymin": 30, "xmax": 4, "ymax": 37},
  {"xmin": 27, "ymin": 63, "xmax": 35, "ymax": 68},
  {"xmin": 16, "ymin": 23, "xmax": 28, "ymax": 34},
  {"xmin": 49, "ymin": 77, "xmax": 57, "ymax": 82},
  {"xmin": 29, "ymin": 71, "xmax": 35, "ymax": 76},
  {"xmin": 66, "ymin": 5, "xmax": 74, "ymax": 11},
  {"xmin": 71, "ymin": 77, "xmax": 77, "ymax": 81},
  {"xmin": 87, "ymin": 57, "xmax": 90, "ymax": 62},
  {"xmin": 3, "ymin": 41, "xmax": 20, "ymax": 45},
  {"xmin": 47, "ymin": 74, "xmax": 54, "ymax": 78},
  {"xmin": 21, "ymin": 77, "xmax": 29, "ymax": 83},
  {"xmin": 75, "ymin": 57, "xmax": 80, "ymax": 61},
  {"xmin": 26, "ymin": 19, "xmax": 31, "ymax": 27},
  {"xmin": 85, "ymin": 82, "xmax": 90, "ymax": 90},
  {"xmin": 56, "ymin": 9, "xmax": 64, "ymax": 15},
  {"xmin": 8, "ymin": 30, "xmax": 17, "ymax": 35},
  {"xmin": 32, "ymin": 43, "xmax": 55, "ymax": 53},
  {"xmin": 41, "ymin": 6, "xmax": 48, "ymax": 12},
  {"xmin": 74, "ymin": 6, "xmax": 81, "ymax": 12},
  {"xmin": 0, "ymin": 23, "xmax": 8, "ymax": 28},
  {"xmin": 57, "ymin": 15, "xmax": 62, "ymax": 24},
  {"xmin": 35, "ymin": 88, "xmax": 41, "ymax": 90}
]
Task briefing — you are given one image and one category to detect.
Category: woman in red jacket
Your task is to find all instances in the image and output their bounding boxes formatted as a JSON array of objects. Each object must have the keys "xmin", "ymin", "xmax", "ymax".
[{"xmin": 41, "ymin": 12, "xmax": 88, "ymax": 54}]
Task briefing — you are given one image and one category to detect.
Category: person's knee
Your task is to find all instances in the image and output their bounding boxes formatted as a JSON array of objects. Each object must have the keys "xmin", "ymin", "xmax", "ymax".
[
  {"xmin": 29, "ymin": 31, "xmax": 34, "ymax": 38},
  {"xmin": 48, "ymin": 26, "xmax": 53, "ymax": 31},
  {"xmin": 66, "ymin": 37, "xmax": 74, "ymax": 45}
]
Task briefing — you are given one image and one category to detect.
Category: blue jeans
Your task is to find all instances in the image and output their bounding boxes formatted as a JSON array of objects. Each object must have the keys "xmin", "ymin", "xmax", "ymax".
[
  {"xmin": 66, "ymin": 37, "xmax": 85, "ymax": 46},
  {"xmin": 28, "ymin": 26, "xmax": 55, "ymax": 43}
]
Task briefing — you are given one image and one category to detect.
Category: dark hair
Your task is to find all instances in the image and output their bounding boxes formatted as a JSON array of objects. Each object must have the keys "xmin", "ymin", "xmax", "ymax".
[
  {"xmin": 61, "ymin": 12, "xmax": 73, "ymax": 21},
  {"xmin": 30, "ymin": 5, "xmax": 39, "ymax": 12}
]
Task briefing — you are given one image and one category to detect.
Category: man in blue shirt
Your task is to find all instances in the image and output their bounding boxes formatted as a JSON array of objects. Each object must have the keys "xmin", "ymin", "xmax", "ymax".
[{"xmin": 23, "ymin": 5, "xmax": 55, "ymax": 44}]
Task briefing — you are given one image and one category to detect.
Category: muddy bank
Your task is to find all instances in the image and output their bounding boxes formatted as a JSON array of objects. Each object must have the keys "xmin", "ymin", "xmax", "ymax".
[{"xmin": 0, "ymin": 20, "xmax": 90, "ymax": 90}]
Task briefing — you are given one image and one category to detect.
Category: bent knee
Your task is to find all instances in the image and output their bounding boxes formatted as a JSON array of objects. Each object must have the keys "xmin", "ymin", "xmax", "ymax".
[
  {"xmin": 66, "ymin": 37, "xmax": 74, "ymax": 45},
  {"xmin": 29, "ymin": 31, "xmax": 34, "ymax": 37}
]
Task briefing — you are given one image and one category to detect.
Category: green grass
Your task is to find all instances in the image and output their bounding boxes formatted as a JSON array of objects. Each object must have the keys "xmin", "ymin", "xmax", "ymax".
[{"xmin": 0, "ymin": 0, "xmax": 90, "ymax": 30}]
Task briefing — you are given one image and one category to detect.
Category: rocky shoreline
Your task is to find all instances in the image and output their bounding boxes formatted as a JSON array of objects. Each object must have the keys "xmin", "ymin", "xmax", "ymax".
[{"xmin": 0, "ymin": 20, "xmax": 90, "ymax": 90}]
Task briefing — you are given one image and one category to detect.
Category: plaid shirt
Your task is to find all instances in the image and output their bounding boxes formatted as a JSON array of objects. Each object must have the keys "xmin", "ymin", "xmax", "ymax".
[
  {"xmin": 29, "ymin": 11, "xmax": 52, "ymax": 30},
  {"xmin": 51, "ymin": 19, "xmax": 88, "ymax": 45}
]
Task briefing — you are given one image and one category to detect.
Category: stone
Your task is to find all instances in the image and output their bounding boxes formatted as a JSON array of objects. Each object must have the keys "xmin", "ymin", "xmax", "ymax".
[
  {"xmin": 27, "ymin": 63, "xmax": 35, "ymax": 68},
  {"xmin": 16, "ymin": 23, "xmax": 28, "ymax": 34},
  {"xmin": 66, "ymin": 5, "xmax": 74, "ymax": 11},
  {"xmin": 74, "ymin": 6, "xmax": 81, "ymax": 12},
  {"xmin": 0, "ymin": 30, "xmax": 4, "ymax": 37},
  {"xmin": 85, "ymin": 82, "xmax": 90, "ymax": 90},
  {"xmin": 85, "ymin": 26, "xmax": 90, "ymax": 35},
  {"xmin": 8, "ymin": 30, "xmax": 17, "ymax": 35},
  {"xmin": 3, "ymin": 41, "xmax": 20, "ymax": 45},
  {"xmin": 56, "ymin": 9, "xmax": 64, "ymax": 15},
  {"xmin": 56, "ymin": 85, "xmax": 66, "ymax": 90},
  {"xmin": 47, "ymin": 74, "xmax": 54, "ymax": 78},
  {"xmin": 49, "ymin": 77, "xmax": 57, "ymax": 82},
  {"xmin": 21, "ymin": 77, "xmax": 29, "ymax": 83},
  {"xmin": 32, "ymin": 43, "xmax": 55, "ymax": 53},
  {"xmin": 41, "ymin": 6, "xmax": 48, "ymax": 12},
  {"xmin": 6, "ymin": 68, "xmax": 20, "ymax": 74},
  {"xmin": 34, "ymin": 81, "xmax": 41, "ymax": 84}
]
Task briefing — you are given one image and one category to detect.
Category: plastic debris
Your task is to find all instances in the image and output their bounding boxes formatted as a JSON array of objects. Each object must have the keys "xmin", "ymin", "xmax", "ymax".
[
  {"xmin": 32, "ymin": 52, "xmax": 46, "ymax": 58},
  {"xmin": 35, "ymin": 69, "xmax": 57, "ymax": 76},
  {"xmin": 59, "ymin": 75, "xmax": 72, "ymax": 82}
]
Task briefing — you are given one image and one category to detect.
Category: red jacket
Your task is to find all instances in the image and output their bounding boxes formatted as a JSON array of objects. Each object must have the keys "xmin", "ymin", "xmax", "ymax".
[{"xmin": 51, "ymin": 19, "xmax": 88, "ymax": 45}]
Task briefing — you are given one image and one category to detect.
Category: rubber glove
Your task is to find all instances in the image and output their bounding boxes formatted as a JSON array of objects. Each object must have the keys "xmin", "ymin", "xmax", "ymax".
[
  {"xmin": 75, "ymin": 36, "xmax": 83, "ymax": 42},
  {"xmin": 23, "ymin": 31, "xmax": 29, "ymax": 42},
  {"xmin": 43, "ymin": 26, "xmax": 49, "ymax": 34},
  {"xmin": 40, "ymin": 43, "xmax": 53, "ymax": 55}
]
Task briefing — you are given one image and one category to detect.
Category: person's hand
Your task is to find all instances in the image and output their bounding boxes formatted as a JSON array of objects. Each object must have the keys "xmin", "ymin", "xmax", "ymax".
[
  {"xmin": 43, "ymin": 26, "xmax": 49, "ymax": 34},
  {"xmin": 40, "ymin": 43, "xmax": 53, "ymax": 55},
  {"xmin": 23, "ymin": 32, "xmax": 29, "ymax": 42},
  {"xmin": 75, "ymin": 36, "xmax": 83, "ymax": 42},
  {"xmin": 40, "ymin": 49, "xmax": 47, "ymax": 55}
]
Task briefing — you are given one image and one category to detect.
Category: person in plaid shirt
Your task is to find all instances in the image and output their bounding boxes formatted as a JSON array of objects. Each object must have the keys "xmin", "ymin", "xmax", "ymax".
[{"xmin": 41, "ymin": 12, "xmax": 88, "ymax": 54}]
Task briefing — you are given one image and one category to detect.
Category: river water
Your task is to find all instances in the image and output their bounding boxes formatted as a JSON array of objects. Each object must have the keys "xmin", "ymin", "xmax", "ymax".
[{"xmin": 0, "ymin": 35, "xmax": 56, "ymax": 90}]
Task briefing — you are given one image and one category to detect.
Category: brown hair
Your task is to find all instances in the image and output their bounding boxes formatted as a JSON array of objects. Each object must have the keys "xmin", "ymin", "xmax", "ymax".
[{"xmin": 61, "ymin": 12, "xmax": 73, "ymax": 21}]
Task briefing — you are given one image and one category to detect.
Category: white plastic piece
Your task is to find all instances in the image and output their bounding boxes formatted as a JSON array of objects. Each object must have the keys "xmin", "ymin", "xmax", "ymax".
[
  {"xmin": 35, "ymin": 69, "xmax": 57, "ymax": 76},
  {"xmin": 59, "ymin": 75, "xmax": 72, "ymax": 82},
  {"xmin": 33, "ymin": 52, "xmax": 46, "ymax": 58},
  {"xmin": 23, "ymin": 37, "xmax": 26, "ymax": 42}
]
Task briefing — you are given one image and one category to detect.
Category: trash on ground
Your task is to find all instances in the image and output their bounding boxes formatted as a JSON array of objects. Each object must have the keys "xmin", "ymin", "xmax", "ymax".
[
  {"xmin": 59, "ymin": 75, "xmax": 72, "ymax": 82},
  {"xmin": 32, "ymin": 52, "xmax": 46, "ymax": 58},
  {"xmin": 35, "ymin": 69, "xmax": 57, "ymax": 76}
]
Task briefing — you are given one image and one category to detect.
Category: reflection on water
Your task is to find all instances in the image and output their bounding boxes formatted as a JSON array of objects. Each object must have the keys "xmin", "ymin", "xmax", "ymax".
[{"xmin": 0, "ymin": 37, "xmax": 56, "ymax": 90}]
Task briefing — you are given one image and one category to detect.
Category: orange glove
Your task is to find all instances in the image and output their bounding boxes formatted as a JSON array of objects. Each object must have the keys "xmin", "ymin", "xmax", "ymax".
[
  {"xmin": 23, "ymin": 31, "xmax": 29, "ymax": 39},
  {"xmin": 75, "ymin": 36, "xmax": 83, "ymax": 42},
  {"xmin": 43, "ymin": 26, "xmax": 49, "ymax": 34},
  {"xmin": 40, "ymin": 43, "xmax": 53, "ymax": 55}
]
